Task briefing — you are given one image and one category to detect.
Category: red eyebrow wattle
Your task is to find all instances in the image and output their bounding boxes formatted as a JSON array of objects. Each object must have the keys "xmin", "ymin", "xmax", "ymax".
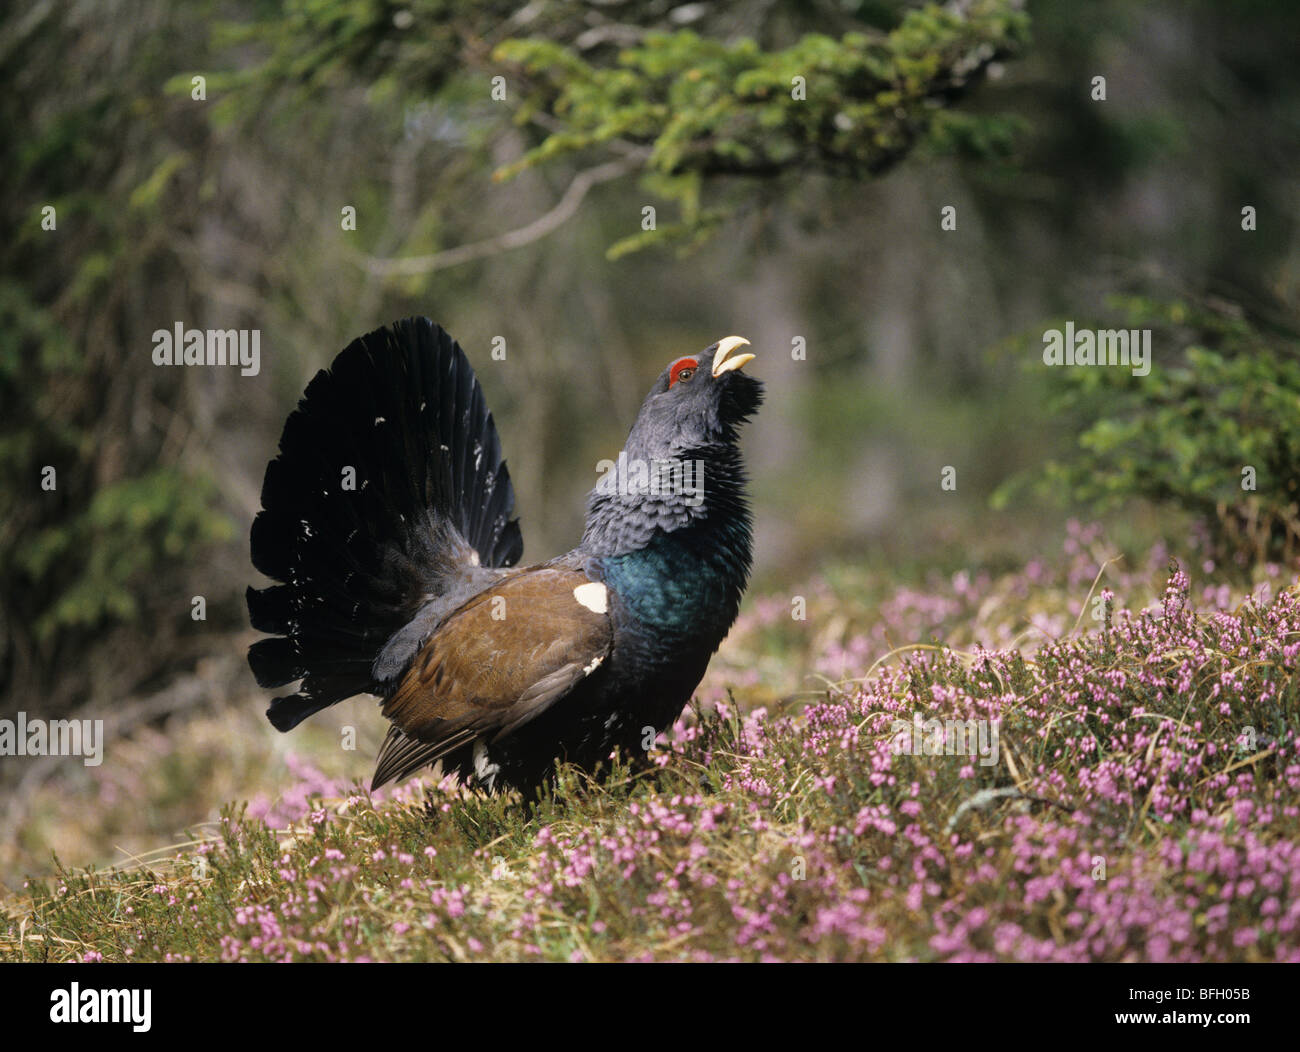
[{"xmin": 669, "ymin": 357, "xmax": 698, "ymax": 387}]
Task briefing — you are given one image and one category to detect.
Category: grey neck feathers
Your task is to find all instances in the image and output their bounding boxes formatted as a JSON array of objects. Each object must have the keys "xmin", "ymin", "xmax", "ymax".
[{"xmin": 579, "ymin": 443, "xmax": 750, "ymax": 557}]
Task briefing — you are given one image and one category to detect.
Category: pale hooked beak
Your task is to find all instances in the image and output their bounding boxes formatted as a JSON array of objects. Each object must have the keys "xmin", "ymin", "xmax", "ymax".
[{"xmin": 712, "ymin": 336, "xmax": 756, "ymax": 377}]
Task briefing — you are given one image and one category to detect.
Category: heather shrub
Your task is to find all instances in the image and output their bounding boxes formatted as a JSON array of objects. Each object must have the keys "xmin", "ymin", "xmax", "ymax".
[{"xmin": 9, "ymin": 550, "xmax": 1298, "ymax": 962}]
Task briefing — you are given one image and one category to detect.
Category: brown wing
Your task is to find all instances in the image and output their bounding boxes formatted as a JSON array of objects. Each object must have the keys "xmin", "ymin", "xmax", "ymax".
[{"xmin": 370, "ymin": 567, "xmax": 612, "ymax": 788}]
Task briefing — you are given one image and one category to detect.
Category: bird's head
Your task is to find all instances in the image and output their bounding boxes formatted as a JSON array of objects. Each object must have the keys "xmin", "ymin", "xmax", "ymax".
[
  {"xmin": 622, "ymin": 336, "xmax": 763, "ymax": 460},
  {"xmin": 581, "ymin": 337, "xmax": 761, "ymax": 556}
]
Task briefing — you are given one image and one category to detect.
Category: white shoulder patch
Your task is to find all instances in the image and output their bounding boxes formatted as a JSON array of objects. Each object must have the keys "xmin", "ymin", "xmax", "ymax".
[{"xmin": 573, "ymin": 581, "xmax": 608, "ymax": 614}]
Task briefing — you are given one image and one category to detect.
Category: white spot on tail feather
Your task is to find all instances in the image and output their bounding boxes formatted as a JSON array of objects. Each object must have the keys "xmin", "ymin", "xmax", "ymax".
[
  {"xmin": 473, "ymin": 740, "xmax": 500, "ymax": 790},
  {"xmin": 573, "ymin": 582, "xmax": 608, "ymax": 614},
  {"xmin": 583, "ymin": 655, "xmax": 604, "ymax": 676}
]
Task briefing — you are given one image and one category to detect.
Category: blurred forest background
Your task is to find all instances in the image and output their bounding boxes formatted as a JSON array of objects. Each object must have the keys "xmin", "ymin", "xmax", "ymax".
[{"xmin": 2, "ymin": 0, "xmax": 1298, "ymax": 884}]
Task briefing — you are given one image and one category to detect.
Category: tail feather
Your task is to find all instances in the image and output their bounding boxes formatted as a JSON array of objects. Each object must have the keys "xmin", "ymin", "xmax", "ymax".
[{"xmin": 247, "ymin": 318, "xmax": 523, "ymax": 732}]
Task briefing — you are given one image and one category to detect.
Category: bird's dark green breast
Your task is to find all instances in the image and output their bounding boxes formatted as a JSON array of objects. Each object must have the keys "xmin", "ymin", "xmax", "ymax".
[{"xmin": 595, "ymin": 520, "xmax": 750, "ymax": 643}]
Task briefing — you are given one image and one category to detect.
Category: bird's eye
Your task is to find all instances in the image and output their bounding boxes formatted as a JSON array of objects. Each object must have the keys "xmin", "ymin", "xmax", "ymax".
[{"xmin": 669, "ymin": 358, "xmax": 698, "ymax": 387}]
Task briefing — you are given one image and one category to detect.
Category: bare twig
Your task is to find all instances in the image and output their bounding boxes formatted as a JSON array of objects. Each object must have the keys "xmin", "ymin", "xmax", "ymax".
[
  {"xmin": 945, "ymin": 786, "xmax": 1071, "ymax": 834},
  {"xmin": 0, "ymin": 652, "xmax": 245, "ymax": 850},
  {"xmin": 354, "ymin": 156, "xmax": 639, "ymax": 278}
]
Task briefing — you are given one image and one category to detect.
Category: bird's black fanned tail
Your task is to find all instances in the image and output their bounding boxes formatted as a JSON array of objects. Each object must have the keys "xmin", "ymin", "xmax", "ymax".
[{"xmin": 246, "ymin": 318, "xmax": 523, "ymax": 732}]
